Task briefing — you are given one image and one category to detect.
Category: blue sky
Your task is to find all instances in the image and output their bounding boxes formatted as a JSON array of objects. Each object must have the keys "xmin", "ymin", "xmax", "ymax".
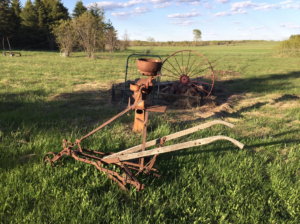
[{"xmin": 22, "ymin": 0, "xmax": 300, "ymax": 41}]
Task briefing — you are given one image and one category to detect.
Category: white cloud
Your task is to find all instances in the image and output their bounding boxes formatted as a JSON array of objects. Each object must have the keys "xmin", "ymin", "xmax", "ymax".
[
  {"xmin": 153, "ymin": 2, "xmax": 172, "ymax": 8},
  {"xmin": 214, "ymin": 11, "xmax": 231, "ymax": 16},
  {"xmin": 284, "ymin": 4, "xmax": 300, "ymax": 9},
  {"xmin": 167, "ymin": 12, "xmax": 202, "ymax": 18},
  {"xmin": 204, "ymin": 2, "xmax": 213, "ymax": 8},
  {"xmin": 169, "ymin": 20, "xmax": 197, "ymax": 26},
  {"xmin": 150, "ymin": 0, "xmax": 170, "ymax": 3},
  {"xmin": 111, "ymin": 6, "xmax": 151, "ymax": 17},
  {"xmin": 88, "ymin": 0, "xmax": 148, "ymax": 11},
  {"xmin": 216, "ymin": 0, "xmax": 230, "ymax": 3},
  {"xmin": 131, "ymin": 6, "xmax": 151, "ymax": 16},
  {"xmin": 111, "ymin": 11, "xmax": 130, "ymax": 16},
  {"xmin": 230, "ymin": 1, "xmax": 257, "ymax": 11},
  {"xmin": 189, "ymin": 1, "xmax": 201, "ymax": 5},
  {"xmin": 280, "ymin": 0, "xmax": 292, "ymax": 4},
  {"xmin": 232, "ymin": 21, "xmax": 240, "ymax": 24},
  {"xmin": 231, "ymin": 9, "xmax": 247, "ymax": 14},
  {"xmin": 175, "ymin": 0, "xmax": 199, "ymax": 2},
  {"xmin": 230, "ymin": 1, "xmax": 281, "ymax": 12},
  {"xmin": 241, "ymin": 33, "xmax": 248, "ymax": 36},
  {"xmin": 191, "ymin": 8, "xmax": 196, "ymax": 11},
  {"xmin": 254, "ymin": 4, "xmax": 280, "ymax": 11},
  {"xmin": 281, "ymin": 22, "xmax": 300, "ymax": 29}
]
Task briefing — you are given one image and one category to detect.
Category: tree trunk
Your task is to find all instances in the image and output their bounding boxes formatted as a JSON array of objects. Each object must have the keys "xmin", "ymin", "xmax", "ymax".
[
  {"xmin": 47, "ymin": 33, "xmax": 55, "ymax": 50},
  {"xmin": 62, "ymin": 49, "xmax": 69, "ymax": 57}
]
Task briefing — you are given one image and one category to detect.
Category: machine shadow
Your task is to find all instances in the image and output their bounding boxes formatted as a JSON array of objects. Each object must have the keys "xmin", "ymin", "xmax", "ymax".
[{"xmin": 1, "ymin": 71, "xmax": 299, "ymax": 177}]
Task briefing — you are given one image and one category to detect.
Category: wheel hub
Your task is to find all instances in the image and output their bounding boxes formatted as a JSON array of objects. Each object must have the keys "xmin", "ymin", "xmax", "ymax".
[{"xmin": 180, "ymin": 75, "xmax": 189, "ymax": 85}]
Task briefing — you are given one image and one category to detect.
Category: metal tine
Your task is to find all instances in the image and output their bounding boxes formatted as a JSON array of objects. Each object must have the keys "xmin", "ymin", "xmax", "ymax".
[
  {"xmin": 103, "ymin": 120, "xmax": 235, "ymax": 159},
  {"xmin": 104, "ymin": 135, "xmax": 244, "ymax": 162}
]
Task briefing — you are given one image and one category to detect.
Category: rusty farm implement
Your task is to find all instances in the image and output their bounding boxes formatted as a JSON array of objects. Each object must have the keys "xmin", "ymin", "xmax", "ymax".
[{"xmin": 43, "ymin": 57, "xmax": 244, "ymax": 193}]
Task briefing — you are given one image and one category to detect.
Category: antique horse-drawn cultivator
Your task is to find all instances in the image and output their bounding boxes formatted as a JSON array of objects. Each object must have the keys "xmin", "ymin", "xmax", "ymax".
[{"xmin": 43, "ymin": 55, "xmax": 244, "ymax": 193}]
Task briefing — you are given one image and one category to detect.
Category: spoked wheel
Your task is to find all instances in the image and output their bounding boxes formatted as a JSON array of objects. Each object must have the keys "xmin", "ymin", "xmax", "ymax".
[
  {"xmin": 43, "ymin": 152, "xmax": 61, "ymax": 167},
  {"xmin": 161, "ymin": 50, "xmax": 215, "ymax": 101}
]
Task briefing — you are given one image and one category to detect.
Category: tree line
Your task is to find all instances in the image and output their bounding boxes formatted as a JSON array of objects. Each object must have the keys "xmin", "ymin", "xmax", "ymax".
[
  {"xmin": 0, "ymin": 0, "xmax": 127, "ymax": 58},
  {"xmin": 130, "ymin": 39, "xmax": 268, "ymax": 47}
]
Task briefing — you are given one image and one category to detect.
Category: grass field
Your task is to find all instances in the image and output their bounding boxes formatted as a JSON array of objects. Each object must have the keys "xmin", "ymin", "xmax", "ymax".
[{"xmin": 1, "ymin": 42, "xmax": 300, "ymax": 223}]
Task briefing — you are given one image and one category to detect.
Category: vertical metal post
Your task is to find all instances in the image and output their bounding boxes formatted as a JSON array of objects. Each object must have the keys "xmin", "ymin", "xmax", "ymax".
[{"xmin": 139, "ymin": 110, "xmax": 148, "ymax": 171}]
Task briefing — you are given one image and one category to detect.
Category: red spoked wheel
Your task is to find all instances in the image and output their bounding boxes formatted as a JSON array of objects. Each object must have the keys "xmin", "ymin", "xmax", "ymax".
[{"xmin": 161, "ymin": 50, "xmax": 215, "ymax": 99}]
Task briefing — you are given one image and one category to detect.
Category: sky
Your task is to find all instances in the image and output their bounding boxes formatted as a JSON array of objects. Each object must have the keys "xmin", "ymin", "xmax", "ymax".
[{"xmin": 21, "ymin": 0, "xmax": 300, "ymax": 41}]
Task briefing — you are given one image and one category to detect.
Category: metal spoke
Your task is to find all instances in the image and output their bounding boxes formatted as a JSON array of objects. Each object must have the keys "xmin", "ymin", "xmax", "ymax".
[
  {"xmin": 186, "ymin": 51, "xmax": 191, "ymax": 75},
  {"xmin": 173, "ymin": 54, "xmax": 182, "ymax": 74},
  {"xmin": 187, "ymin": 84, "xmax": 201, "ymax": 97},
  {"xmin": 189, "ymin": 66, "xmax": 211, "ymax": 78},
  {"xmin": 187, "ymin": 59, "xmax": 206, "ymax": 77},
  {"xmin": 186, "ymin": 54, "xmax": 199, "ymax": 75},
  {"xmin": 181, "ymin": 51, "xmax": 183, "ymax": 73},
  {"xmin": 191, "ymin": 80, "xmax": 213, "ymax": 85},
  {"xmin": 191, "ymin": 83, "xmax": 210, "ymax": 94},
  {"xmin": 166, "ymin": 59, "xmax": 182, "ymax": 77},
  {"xmin": 163, "ymin": 66, "xmax": 181, "ymax": 78},
  {"xmin": 163, "ymin": 73, "xmax": 181, "ymax": 80}
]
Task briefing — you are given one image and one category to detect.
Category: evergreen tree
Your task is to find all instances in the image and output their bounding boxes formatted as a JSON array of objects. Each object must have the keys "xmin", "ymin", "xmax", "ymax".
[
  {"xmin": 72, "ymin": 0, "xmax": 86, "ymax": 18},
  {"xmin": 0, "ymin": 0, "xmax": 13, "ymax": 37},
  {"xmin": 19, "ymin": 0, "xmax": 42, "ymax": 49},
  {"xmin": 20, "ymin": 0, "xmax": 37, "ymax": 28},
  {"xmin": 10, "ymin": 0, "xmax": 22, "ymax": 31},
  {"xmin": 32, "ymin": 0, "xmax": 69, "ymax": 49}
]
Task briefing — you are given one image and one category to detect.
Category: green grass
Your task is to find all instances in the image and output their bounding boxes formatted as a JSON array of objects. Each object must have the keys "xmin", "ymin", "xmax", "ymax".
[{"xmin": 1, "ymin": 42, "xmax": 300, "ymax": 223}]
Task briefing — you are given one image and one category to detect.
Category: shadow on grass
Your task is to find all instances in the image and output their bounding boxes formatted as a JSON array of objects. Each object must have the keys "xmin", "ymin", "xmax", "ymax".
[{"xmin": 1, "ymin": 71, "xmax": 299, "ymax": 171}]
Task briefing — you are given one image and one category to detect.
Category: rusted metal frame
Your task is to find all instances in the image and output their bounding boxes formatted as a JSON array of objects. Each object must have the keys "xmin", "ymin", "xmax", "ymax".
[
  {"xmin": 144, "ymin": 154, "xmax": 158, "ymax": 174},
  {"xmin": 79, "ymin": 99, "xmax": 142, "ymax": 142},
  {"xmin": 187, "ymin": 84, "xmax": 202, "ymax": 97},
  {"xmin": 71, "ymin": 153, "xmax": 143, "ymax": 190},
  {"xmin": 186, "ymin": 59, "xmax": 207, "ymax": 77},
  {"xmin": 122, "ymin": 164, "xmax": 144, "ymax": 191},
  {"xmin": 191, "ymin": 82, "xmax": 210, "ymax": 94},
  {"xmin": 82, "ymin": 148, "xmax": 114, "ymax": 156},
  {"xmin": 158, "ymin": 92, "xmax": 202, "ymax": 100},
  {"xmin": 186, "ymin": 54, "xmax": 199, "ymax": 75},
  {"xmin": 122, "ymin": 161, "xmax": 159, "ymax": 172},
  {"xmin": 139, "ymin": 110, "xmax": 149, "ymax": 172},
  {"xmin": 47, "ymin": 150, "xmax": 68, "ymax": 164},
  {"xmin": 172, "ymin": 54, "xmax": 182, "ymax": 75},
  {"xmin": 191, "ymin": 80, "xmax": 213, "ymax": 85},
  {"xmin": 166, "ymin": 60, "xmax": 182, "ymax": 77}
]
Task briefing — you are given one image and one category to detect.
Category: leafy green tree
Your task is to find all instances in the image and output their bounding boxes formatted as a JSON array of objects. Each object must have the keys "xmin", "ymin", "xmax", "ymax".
[
  {"xmin": 193, "ymin": 29, "xmax": 201, "ymax": 46},
  {"xmin": 73, "ymin": 5, "xmax": 105, "ymax": 58},
  {"xmin": 52, "ymin": 19, "xmax": 76, "ymax": 56},
  {"xmin": 72, "ymin": 0, "xmax": 86, "ymax": 18},
  {"xmin": 106, "ymin": 20, "xmax": 117, "ymax": 53},
  {"xmin": 146, "ymin": 36, "xmax": 155, "ymax": 51},
  {"xmin": 0, "ymin": 0, "xmax": 13, "ymax": 37}
]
